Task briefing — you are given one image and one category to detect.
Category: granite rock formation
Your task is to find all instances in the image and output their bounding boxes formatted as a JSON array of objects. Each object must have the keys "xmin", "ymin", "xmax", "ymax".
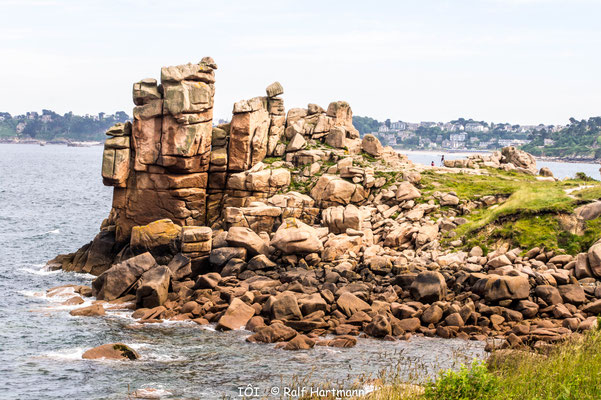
[{"xmin": 49, "ymin": 58, "xmax": 601, "ymax": 352}]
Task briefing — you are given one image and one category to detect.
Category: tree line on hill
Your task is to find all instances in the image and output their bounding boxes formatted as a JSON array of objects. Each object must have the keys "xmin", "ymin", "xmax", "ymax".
[
  {"xmin": 353, "ymin": 115, "xmax": 601, "ymax": 160},
  {"xmin": 0, "ymin": 110, "xmax": 130, "ymax": 141},
  {"xmin": 522, "ymin": 117, "xmax": 601, "ymax": 160}
]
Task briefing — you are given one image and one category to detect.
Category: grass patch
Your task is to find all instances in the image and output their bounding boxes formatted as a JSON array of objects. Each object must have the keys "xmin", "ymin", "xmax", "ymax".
[
  {"xmin": 456, "ymin": 183, "xmax": 574, "ymax": 236},
  {"xmin": 418, "ymin": 169, "xmax": 601, "ymax": 253},
  {"xmin": 573, "ymin": 185, "xmax": 601, "ymax": 201},
  {"xmin": 419, "ymin": 170, "xmax": 528, "ymax": 201}
]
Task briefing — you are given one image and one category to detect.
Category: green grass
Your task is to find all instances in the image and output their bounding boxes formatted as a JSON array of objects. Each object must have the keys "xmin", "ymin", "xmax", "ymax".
[
  {"xmin": 456, "ymin": 183, "xmax": 574, "ymax": 236},
  {"xmin": 419, "ymin": 169, "xmax": 528, "ymax": 200},
  {"xmin": 359, "ymin": 328, "xmax": 601, "ymax": 400},
  {"xmin": 419, "ymin": 169, "xmax": 601, "ymax": 253},
  {"xmin": 573, "ymin": 185, "xmax": 601, "ymax": 201}
]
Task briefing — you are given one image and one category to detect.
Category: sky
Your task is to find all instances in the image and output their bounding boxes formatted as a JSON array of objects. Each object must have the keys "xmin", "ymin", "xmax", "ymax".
[{"xmin": 1, "ymin": 0, "xmax": 600, "ymax": 125}]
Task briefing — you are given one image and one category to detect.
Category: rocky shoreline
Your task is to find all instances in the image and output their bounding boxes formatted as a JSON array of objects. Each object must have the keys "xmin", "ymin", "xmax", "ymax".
[{"xmin": 46, "ymin": 58, "xmax": 601, "ymax": 358}]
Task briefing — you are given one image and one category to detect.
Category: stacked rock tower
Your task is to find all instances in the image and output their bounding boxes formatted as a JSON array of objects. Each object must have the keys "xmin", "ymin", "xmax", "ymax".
[{"xmin": 101, "ymin": 57, "xmax": 365, "ymax": 243}]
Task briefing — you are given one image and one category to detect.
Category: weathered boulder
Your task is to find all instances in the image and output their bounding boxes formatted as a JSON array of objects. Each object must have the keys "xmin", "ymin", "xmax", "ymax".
[
  {"xmin": 582, "ymin": 299, "xmax": 601, "ymax": 315},
  {"xmin": 501, "ymin": 146, "xmax": 537, "ymax": 175},
  {"xmin": 574, "ymin": 253, "xmax": 592, "ymax": 279},
  {"xmin": 298, "ymin": 293, "xmax": 327, "ymax": 315},
  {"xmin": 228, "ymin": 98, "xmax": 270, "ymax": 171},
  {"xmin": 210, "ymin": 247, "xmax": 247, "ymax": 268},
  {"xmin": 482, "ymin": 275, "xmax": 530, "ymax": 302},
  {"xmin": 247, "ymin": 323, "xmax": 298, "ymax": 343},
  {"xmin": 415, "ymin": 224, "xmax": 439, "ymax": 247},
  {"xmin": 321, "ymin": 204, "xmax": 367, "ymax": 234},
  {"xmin": 361, "ymin": 134, "xmax": 383, "ymax": 157},
  {"xmin": 136, "ymin": 266, "xmax": 171, "ymax": 308},
  {"xmin": 270, "ymin": 218, "xmax": 324, "ymax": 254},
  {"xmin": 535, "ymin": 285, "xmax": 562, "ymax": 305},
  {"xmin": 575, "ymin": 202, "xmax": 601, "ymax": 221},
  {"xmin": 588, "ymin": 242, "xmax": 601, "ymax": 277},
  {"xmin": 130, "ymin": 219, "xmax": 181, "ymax": 255},
  {"xmin": 336, "ymin": 292, "xmax": 370, "ymax": 317},
  {"xmin": 266, "ymin": 81, "xmax": 284, "ymax": 98},
  {"xmin": 558, "ymin": 284, "xmax": 586, "ymax": 305},
  {"xmin": 166, "ymin": 253, "xmax": 192, "ymax": 281},
  {"xmin": 216, "ymin": 298, "xmax": 255, "ymax": 330},
  {"xmin": 410, "ymin": 271, "xmax": 447, "ymax": 303},
  {"xmin": 365, "ymin": 314, "xmax": 392, "ymax": 338},
  {"xmin": 133, "ymin": 78, "xmax": 161, "ymax": 105},
  {"xmin": 92, "ymin": 252, "xmax": 157, "ymax": 301},
  {"xmin": 421, "ymin": 305, "xmax": 443, "ymax": 324},
  {"xmin": 322, "ymin": 234, "xmax": 363, "ymax": 262},
  {"xmin": 272, "ymin": 292, "xmax": 302, "ymax": 321},
  {"xmin": 70, "ymin": 304, "xmax": 106, "ymax": 317},
  {"xmin": 194, "ymin": 272, "xmax": 222, "ymax": 289},
  {"xmin": 283, "ymin": 334, "xmax": 315, "ymax": 350},
  {"xmin": 396, "ymin": 182, "xmax": 421, "ymax": 202},
  {"xmin": 286, "ymin": 133, "xmax": 306, "ymax": 152},
  {"xmin": 310, "ymin": 175, "xmax": 367, "ymax": 207},
  {"xmin": 82, "ymin": 343, "xmax": 139, "ymax": 360},
  {"xmin": 226, "ymin": 226, "xmax": 269, "ymax": 256}
]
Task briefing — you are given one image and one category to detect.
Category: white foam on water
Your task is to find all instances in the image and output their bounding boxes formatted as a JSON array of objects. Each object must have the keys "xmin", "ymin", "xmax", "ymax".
[
  {"xmin": 18, "ymin": 289, "xmax": 47, "ymax": 298},
  {"xmin": 44, "ymin": 229, "xmax": 60, "ymax": 235},
  {"xmin": 126, "ymin": 343, "xmax": 188, "ymax": 363},
  {"xmin": 200, "ymin": 324, "xmax": 217, "ymax": 332},
  {"xmin": 41, "ymin": 347, "xmax": 86, "ymax": 361},
  {"xmin": 131, "ymin": 387, "xmax": 173, "ymax": 399},
  {"xmin": 19, "ymin": 266, "xmax": 61, "ymax": 276}
]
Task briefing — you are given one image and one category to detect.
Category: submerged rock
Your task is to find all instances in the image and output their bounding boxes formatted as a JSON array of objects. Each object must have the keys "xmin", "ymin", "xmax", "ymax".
[{"xmin": 82, "ymin": 343, "xmax": 139, "ymax": 360}]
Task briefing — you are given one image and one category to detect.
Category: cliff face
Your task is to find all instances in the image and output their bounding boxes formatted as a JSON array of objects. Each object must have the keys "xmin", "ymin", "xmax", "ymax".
[{"xmin": 100, "ymin": 57, "xmax": 362, "ymax": 243}]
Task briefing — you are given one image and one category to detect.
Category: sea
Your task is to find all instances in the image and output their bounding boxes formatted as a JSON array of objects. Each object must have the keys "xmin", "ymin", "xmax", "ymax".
[{"xmin": 4, "ymin": 143, "xmax": 595, "ymax": 399}]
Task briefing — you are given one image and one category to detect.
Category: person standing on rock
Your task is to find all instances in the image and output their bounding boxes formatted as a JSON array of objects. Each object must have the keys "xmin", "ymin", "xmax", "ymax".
[
  {"xmin": 441, "ymin": 154, "xmax": 445, "ymax": 166},
  {"xmin": 431, "ymin": 161, "xmax": 435, "ymax": 167}
]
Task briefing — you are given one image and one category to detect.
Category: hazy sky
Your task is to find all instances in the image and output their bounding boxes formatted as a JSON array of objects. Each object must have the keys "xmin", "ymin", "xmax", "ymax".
[{"xmin": 1, "ymin": 0, "xmax": 600, "ymax": 125}]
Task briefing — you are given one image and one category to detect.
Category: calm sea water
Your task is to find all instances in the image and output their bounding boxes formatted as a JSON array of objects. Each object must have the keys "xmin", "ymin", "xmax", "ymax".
[
  {"xmin": 0, "ymin": 144, "xmax": 494, "ymax": 399},
  {"xmin": 403, "ymin": 150, "xmax": 601, "ymax": 180}
]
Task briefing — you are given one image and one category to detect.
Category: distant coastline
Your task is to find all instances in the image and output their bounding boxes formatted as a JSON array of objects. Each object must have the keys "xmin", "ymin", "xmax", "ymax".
[
  {"xmin": 0, "ymin": 137, "xmax": 102, "ymax": 147},
  {"xmin": 395, "ymin": 147, "xmax": 600, "ymax": 164}
]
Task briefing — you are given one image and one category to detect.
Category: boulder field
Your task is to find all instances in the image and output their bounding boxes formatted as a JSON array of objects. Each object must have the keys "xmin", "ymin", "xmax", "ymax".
[{"xmin": 48, "ymin": 58, "xmax": 601, "ymax": 352}]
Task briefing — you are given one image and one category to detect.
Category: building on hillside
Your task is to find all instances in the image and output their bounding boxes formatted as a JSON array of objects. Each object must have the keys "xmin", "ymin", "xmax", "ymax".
[
  {"xmin": 544, "ymin": 138, "xmax": 556, "ymax": 146},
  {"xmin": 449, "ymin": 133, "xmax": 467, "ymax": 142},
  {"xmin": 390, "ymin": 121, "xmax": 406, "ymax": 130},
  {"xmin": 378, "ymin": 124, "xmax": 390, "ymax": 133},
  {"xmin": 448, "ymin": 123, "xmax": 465, "ymax": 132},
  {"xmin": 465, "ymin": 123, "xmax": 485, "ymax": 133},
  {"xmin": 398, "ymin": 131, "xmax": 416, "ymax": 140},
  {"xmin": 479, "ymin": 139, "xmax": 497, "ymax": 148}
]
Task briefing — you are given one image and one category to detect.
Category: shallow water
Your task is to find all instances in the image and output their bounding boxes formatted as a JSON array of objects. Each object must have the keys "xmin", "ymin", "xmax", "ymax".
[
  {"xmin": 0, "ymin": 144, "xmax": 491, "ymax": 399},
  {"xmin": 403, "ymin": 150, "xmax": 600, "ymax": 180}
]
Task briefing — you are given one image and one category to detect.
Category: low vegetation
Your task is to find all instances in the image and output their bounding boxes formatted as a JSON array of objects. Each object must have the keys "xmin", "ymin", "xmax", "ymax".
[
  {"xmin": 420, "ymin": 169, "xmax": 601, "ymax": 254},
  {"xmin": 522, "ymin": 116, "xmax": 601, "ymax": 160},
  {"xmin": 358, "ymin": 328, "xmax": 601, "ymax": 400}
]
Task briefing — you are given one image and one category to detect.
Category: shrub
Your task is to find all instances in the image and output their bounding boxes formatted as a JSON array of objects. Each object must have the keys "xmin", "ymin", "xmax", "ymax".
[{"xmin": 424, "ymin": 361, "xmax": 498, "ymax": 400}]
